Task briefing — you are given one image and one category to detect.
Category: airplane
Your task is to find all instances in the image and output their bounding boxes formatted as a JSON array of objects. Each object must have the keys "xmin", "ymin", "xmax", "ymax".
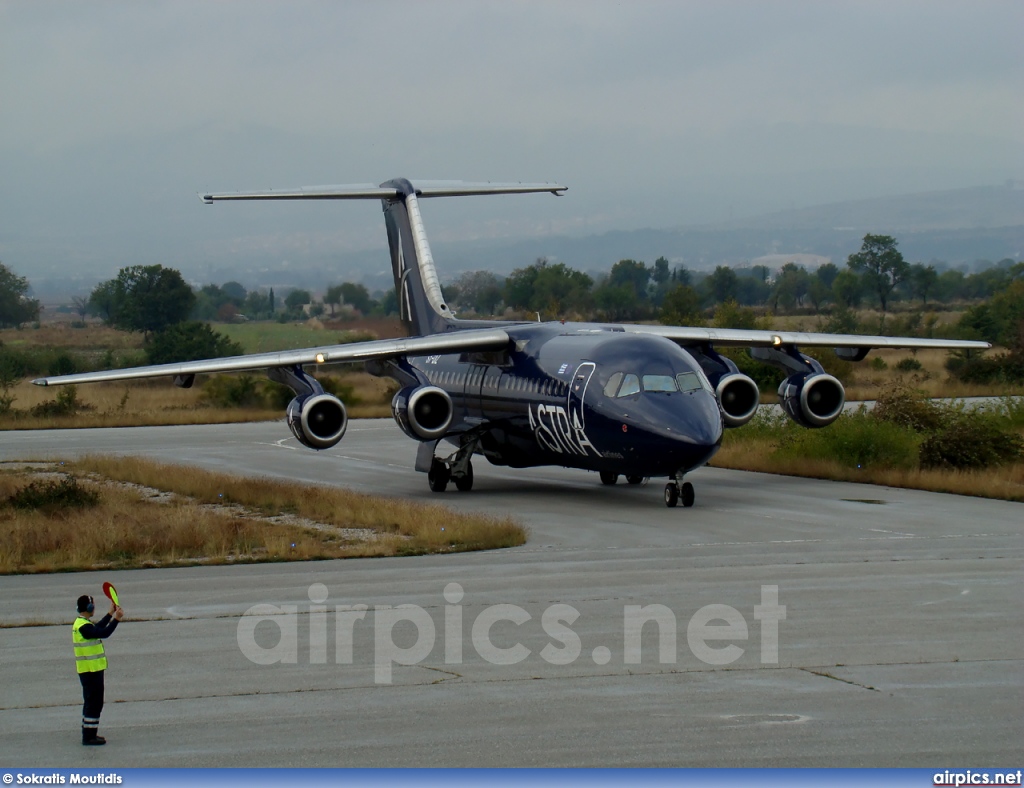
[{"xmin": 34, "ymin": 178, "xmax": 990, "ymax": 507}]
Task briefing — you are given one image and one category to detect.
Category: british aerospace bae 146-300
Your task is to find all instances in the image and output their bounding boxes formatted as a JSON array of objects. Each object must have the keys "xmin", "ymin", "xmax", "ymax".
[{"xmin": 35, "ymin": 179, "xmax": 989, "ymax": 507}]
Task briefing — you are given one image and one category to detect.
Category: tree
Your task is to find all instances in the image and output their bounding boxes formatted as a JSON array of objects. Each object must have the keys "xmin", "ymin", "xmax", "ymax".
[
  {"xmin": 0, "ymin": 262, "xmax": 41, "ymax": 328},
  {"xmin": 324, "ymin": 284, "xmax": 344, "ymax": 316},
  {"xmin": 659, "ymin": 284, "xmax": 704, "ymax": 327},
  {"xmin": 772, "ymin": 263, "xmax": 810, "ymax": 311},
  {"xmin": 815, "ymin": 262, "xmax": 839, "ymax": 289},
  {"xmin": 504, "ymin": 259, "xmax": 592, "ymax": 316},
  {"xmin": 447, "ymin": 271, "xmax": 503, "ymax": 315},
  {"xmin": 145, "ymin": 322, "xmax": 244, "ymax": 365},
  {"xmin": 284, "ymin": 289, "xmax": 312, "ymax": 311},
  {"xmin": 832, "ymin": 268, "xmax": 863, "ymax": 308},
  {"xmin": 708, "ymin": 266, "xmax": 738, "ymax": 304},
  {"xmin": 846, "ymin": 234, "xmax": 909, "ymax": 312},
  {"xmin": 91, "ymin": 265, "xmax": 195, "ymax": 334},
  {"xmin": 908, "ymin": 263, "xmax": 939, "ymax": 305},
  {"xmin": 339, "ymin": 283, "xmax": 373, "ymax": 315}
]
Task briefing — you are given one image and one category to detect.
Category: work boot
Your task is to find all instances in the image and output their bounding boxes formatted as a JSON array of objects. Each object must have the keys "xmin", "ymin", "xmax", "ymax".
[{"xmin": 82, "ymin": 727, "xmax": 106, "ymax": 745}]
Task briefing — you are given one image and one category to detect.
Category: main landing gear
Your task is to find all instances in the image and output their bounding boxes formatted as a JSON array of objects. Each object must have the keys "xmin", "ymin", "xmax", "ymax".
[
  {"xmin": 599, "ymin": 472, "xmax": 648, "ymax": 486},
  {"xmin": 427, "ymin": 436, "xmax": 478, "ymax": 493},
  {"xmin": 663, "ymin": 472, "xmax": 694, "ymax": 509}
]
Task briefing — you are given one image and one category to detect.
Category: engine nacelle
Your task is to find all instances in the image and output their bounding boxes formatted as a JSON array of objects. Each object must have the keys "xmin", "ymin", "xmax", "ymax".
[
  {"xmin": 778, "ymin": 373, "xmax": 845, "ymax": 429},
  {"xmin": 286, "ymin": 393, "xmax": 348, "ymax": 450},
  {"xmin": 392, "ymin": 385, "xmax": 453, "ymax": 441},
  {"xmin": 715, "ymin": 373, "xmax": 760, "ymax": 428}
]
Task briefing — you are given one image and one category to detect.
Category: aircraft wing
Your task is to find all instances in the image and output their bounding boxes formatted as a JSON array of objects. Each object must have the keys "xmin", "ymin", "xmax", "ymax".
[
  {"xmin": 624, "ymin": 324, "xmax": 991, "ymax": 352},
  {"xmin": 32, "ymin": 328, "xmax": 511, "ymax": 387}
]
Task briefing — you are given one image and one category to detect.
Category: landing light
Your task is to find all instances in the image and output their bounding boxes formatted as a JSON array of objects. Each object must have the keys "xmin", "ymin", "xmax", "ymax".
[
  {"xmin": 315, "ymin": 353, "xmax": 326, "ymax": 364},
  {"xmin": 772, "ymin": 335, "xmax": 783, "ymax": 347}
]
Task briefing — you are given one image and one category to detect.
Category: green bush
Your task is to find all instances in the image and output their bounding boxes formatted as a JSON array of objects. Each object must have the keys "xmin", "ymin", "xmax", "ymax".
[
  {"xmin": 7, "ymin": 476, "xmax": 100, "ymax": 511},
  {"xmin": 30, "ymin": 386, "xmax": 84, "ymax": 417},
  {"xmin": 895, "ymin": 357, "xmax": 922, "ymax": 372},
  {"xmin": 870, "ymin": 356, "xmax": 888, "ymax": 371},
  {"xmin": 775, "ymin": 409, "xmax": 920, "ymax": 470},
  {"xmin": 145, "ymin": 321, "xmax": 244, "ymax": 365},
  {"xmin": 946, "ymin": 351, "xmax": 1024, "ymax": 384},
  {"xmin": 871, "ymin": 380, "xmax": 944, "ymax": 432},
  {"xmin": 919, "ymin": 415, "xmax": 1024, "ymax": 469},
  {"xmin": 199, "ymin": 375, "xmax": 263, "ymax": 408}
]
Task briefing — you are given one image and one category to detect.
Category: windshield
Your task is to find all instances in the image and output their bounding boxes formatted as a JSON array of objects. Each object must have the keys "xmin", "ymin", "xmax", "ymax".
[{"xmin": 603, "ymin": 370, "xmax": 710, "ymax": 398}]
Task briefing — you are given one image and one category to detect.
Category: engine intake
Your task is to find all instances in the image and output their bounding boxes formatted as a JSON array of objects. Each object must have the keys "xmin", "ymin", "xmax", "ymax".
[
  {"xmin": 715, "ymin": 373, "xmax": 760, "ymax": 427},
  {"xmin": 778, "ymin": 373, "xmax": 845, "ymax": 429},
  {"xmin": 392, "ymin": 385, "xmax": 453, "ymax": 441},
  {"xmin": 286, "ymin": 393, "xmax": 348, "ymax": 450}
]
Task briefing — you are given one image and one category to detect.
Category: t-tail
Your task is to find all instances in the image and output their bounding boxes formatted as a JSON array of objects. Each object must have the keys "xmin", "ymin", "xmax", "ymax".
[{"xmin": 202, "ymin": 178, "xmax": 566, "ymax": 336}]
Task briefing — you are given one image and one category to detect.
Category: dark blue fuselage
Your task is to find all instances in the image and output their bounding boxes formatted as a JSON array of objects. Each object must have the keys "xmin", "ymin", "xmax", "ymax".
[{"xmin": 409, "ymin": 323, "xmax": 723, "ymax": 478}]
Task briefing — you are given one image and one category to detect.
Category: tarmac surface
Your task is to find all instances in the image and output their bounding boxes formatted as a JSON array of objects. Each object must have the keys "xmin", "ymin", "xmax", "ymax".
[{"xmin": 0, "ymin": 419, "xmax": 1021, "ymax": 767}]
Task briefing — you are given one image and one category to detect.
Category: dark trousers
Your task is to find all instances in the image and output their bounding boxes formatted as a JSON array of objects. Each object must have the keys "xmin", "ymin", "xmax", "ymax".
[{"xmin": 79, "ymin": 670, "xmax": 105, "ymax": 728}]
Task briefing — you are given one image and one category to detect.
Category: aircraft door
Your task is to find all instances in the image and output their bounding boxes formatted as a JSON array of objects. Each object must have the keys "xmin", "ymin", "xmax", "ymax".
[{"xmin": 567, "ymin": 362, "xmax": 598, "ymax": 456}]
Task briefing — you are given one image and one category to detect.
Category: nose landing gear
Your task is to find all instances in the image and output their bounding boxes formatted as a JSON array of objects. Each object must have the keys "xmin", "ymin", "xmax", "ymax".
[{"xmin": 664, "ymin": 472, "xmax": 695, "ymax": 508}]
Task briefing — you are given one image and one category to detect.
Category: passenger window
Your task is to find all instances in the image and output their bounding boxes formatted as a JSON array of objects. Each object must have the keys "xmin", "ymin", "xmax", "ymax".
[
  {"xmin": 617, "ymin": 374, "xmax": 640, "ymax": 397},
  {"xmin": 603, "ymin": 372, "xmax": 623, "ymax": 398}
]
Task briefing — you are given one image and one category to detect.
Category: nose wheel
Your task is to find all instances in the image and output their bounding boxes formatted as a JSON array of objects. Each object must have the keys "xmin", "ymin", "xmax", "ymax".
[{"xmin": 664, "ymin": 475, "xmax": 695, "ymax": 508}]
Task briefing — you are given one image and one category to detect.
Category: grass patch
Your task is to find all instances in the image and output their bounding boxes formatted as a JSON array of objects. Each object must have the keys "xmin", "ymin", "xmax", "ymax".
[
  {"xmin": 713, "ymin": 386, "xmax": 1024, "ymax": 502},
  {"xmin": 0, "ymin": 458, "xmax": 526, "ymax": 574}
]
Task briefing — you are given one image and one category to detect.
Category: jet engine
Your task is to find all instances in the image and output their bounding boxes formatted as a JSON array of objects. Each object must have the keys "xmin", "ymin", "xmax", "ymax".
[
  {"xmin": 714, "ymin": 373, "xmax": 760, "ymax": 427},
  {"xmin": 778, "ymin": 372, "xmax": 845, "ymax": 429},
  {"xmin": 392, "ymin": 385, "xmax": 453, "ymax": 441},
  {"xmin": 286, "ymin": 392, "xmax": 348, "ymax": 450}
]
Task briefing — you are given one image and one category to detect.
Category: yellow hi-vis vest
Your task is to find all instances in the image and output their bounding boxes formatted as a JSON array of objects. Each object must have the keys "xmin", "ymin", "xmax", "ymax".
[{"xmin": 72, "ymin": 616, "xmax": 107, "ymax": 673}]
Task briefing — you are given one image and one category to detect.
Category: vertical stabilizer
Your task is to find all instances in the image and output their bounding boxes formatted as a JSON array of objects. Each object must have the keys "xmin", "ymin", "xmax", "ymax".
[
  {"xmin": 201, "ymin": 178, "xmax": 566, "ymax": 338},
  {"xmin": 380, "ymin": 178, "xmax": 455, "ymax": 336}
]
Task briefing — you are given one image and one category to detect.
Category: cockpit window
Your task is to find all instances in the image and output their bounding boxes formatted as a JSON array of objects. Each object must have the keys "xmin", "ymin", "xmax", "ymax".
[
  {"xmin": 605, "ymin": 369, "xmax": 709, "ymax": 397},
  {"xmin": 617, "ymin": 374, "xmax": 641, "ymax": 397},
  {"xmin": 642, "ymin": 374, "xmax": 677, "ymax": 393},
  {"xmin": 603, "ymin": 372, "xmax": 623, "ymax": 398},
  {"xmin": 675, "ymin": 372, "xmax": 704, "ymax": 393}
]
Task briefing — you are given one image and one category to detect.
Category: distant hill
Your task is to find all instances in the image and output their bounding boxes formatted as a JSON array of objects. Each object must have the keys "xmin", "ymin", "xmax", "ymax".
[{"xmin": 705, "ymin": 182, "xmax": 1024, "ymax": 232}]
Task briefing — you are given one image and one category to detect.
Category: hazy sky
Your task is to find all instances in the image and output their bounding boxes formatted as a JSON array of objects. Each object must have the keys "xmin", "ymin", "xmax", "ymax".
[{"xmin": 1, "ymin": 1, "xmax": 1021, "ymax": 289}]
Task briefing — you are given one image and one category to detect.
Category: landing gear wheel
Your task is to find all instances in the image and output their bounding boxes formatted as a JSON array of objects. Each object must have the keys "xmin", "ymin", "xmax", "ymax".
[
  {"xmin": 626, "ymin": 475, "xmax": 644, "ymax": 485},
  {"xmin": 454, "ymin": 461, "xmax": 474, "ymax": 492},
  {"xmin": 681, "ymin": 482, "xmax": 695, "ymax": 508},
  {"xmin": 664, "ymin": 483, "xmax": 679, "ymax": 508},
  {"xmin": 428, "ymin": 460, "xmax": 450, "ymax": 493},
  {"xmin": 599, "ymin": 471, "xmax": 619, "ymax": 486}
]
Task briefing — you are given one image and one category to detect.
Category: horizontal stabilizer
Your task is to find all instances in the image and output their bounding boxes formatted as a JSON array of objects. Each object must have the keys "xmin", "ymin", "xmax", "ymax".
[{"xmin": 203, "ymin": 180, "xmax": 566, "ymax": 203}]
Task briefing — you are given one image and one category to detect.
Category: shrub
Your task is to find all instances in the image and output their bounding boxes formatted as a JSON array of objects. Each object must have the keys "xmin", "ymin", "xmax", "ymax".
[
  {"xmin": 30, "ymin": 386, "xmax": 84, "ymax": 417},
  {"xmin": 145, "ymin": 321, "xmax": 244, "ymax": 365},
  {"xmin": 870, "ymin": 357, "xmax": 888, "ymax": 371},
  {"xmin": 200, "ymin": 375, "xmax": 262, "ymax": 408},
  {"xmin": 7, "ymin": 476, "xmax": 100, "ymax": 511},
  {"xmin": 919, "ymin": 416, "xmax": 1024, "ymax": 470},
  {"xmin": 895, "ymin": 357, "xmax": 922, "ymax": 372},
  {"xmin": 48, "ymin": 352, "xmax": 77, "ymax": 376},
  {"xmin": 871, "ymin": 380, "xmax": 944, "ymax": 432},
  {"xmin": 775, "ymin": 409, "xmax": 920, "ymax": 470},
  {"xmin": 946, "ymin": 351, "xmax": 1024, "ymax": 384}
]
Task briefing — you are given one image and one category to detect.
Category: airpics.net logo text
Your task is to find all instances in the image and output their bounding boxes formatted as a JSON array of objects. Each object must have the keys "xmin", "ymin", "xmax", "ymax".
[{"xmin": 236, "ymin": 583, "xmax": 786, "ymax": 684}]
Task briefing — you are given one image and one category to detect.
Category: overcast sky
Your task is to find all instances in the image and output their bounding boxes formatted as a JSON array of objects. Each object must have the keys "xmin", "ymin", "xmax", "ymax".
[{"xmin": 1, "ymin": 0, "xmax": 1021, "ymax": 290}]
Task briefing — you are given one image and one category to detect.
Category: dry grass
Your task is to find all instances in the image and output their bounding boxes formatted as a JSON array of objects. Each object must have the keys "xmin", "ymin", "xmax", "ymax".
[
  {"xmin": 0, "ymin": 370, "xmax": 395, "ymax": 430},
  {"xmin": 712, "ymin": 436, "xmax": 1024, "ymax": 502},
  {"xmin": 0, "ymin": 459, "xmax": 526, "ymax": 574}
]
